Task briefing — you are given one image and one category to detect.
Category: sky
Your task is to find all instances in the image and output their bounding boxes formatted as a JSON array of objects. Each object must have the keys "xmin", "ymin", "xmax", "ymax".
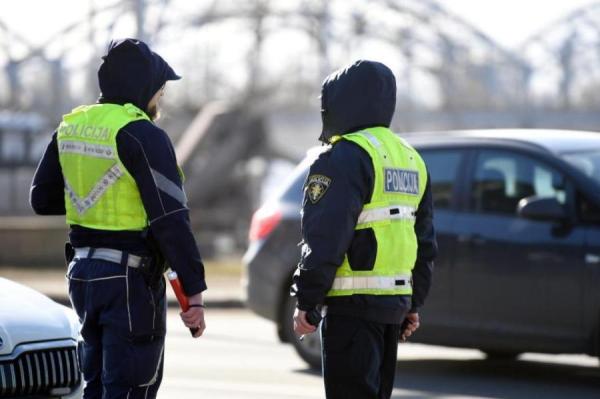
[
  {"xmin": 0, "ymin": 0, "xmax": 596, "ymax": 51},
  {"xmin": 436, "ymin": 0, "xmax": 595, "ymax": 48},
  {"xmin": 0, "ymin": 0, "xmax": 596, "ymax": 108}
]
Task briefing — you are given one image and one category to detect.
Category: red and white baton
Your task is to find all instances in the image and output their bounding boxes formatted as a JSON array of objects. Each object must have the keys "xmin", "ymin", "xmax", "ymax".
[{"xmin": 166, "ymin": 269, "xmax": 200, "ymax": 336}]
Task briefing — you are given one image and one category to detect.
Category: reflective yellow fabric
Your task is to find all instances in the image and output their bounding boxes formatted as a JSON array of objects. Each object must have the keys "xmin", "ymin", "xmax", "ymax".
[
  {"xmin": 57, "ymin": 103, "xmax": 150, "ymax": 230},
  {"xmin": 327, "ymin": 127, "xmax": 428, "ymax": 296}
]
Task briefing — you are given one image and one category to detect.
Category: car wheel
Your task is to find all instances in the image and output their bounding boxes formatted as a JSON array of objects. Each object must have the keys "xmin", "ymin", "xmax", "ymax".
[
  {"xmin": 281, "ymin": 295, "xmax": 322, "ymax": 369},
  {"xmin": 482, "ymin": 350, "xmax": 521, "ymax": 360}
]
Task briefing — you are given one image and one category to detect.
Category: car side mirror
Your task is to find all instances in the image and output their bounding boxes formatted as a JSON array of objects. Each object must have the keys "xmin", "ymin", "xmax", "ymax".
[{"xmin": 517, "ymin": 196, "xmax": 567, "ymax": 222}]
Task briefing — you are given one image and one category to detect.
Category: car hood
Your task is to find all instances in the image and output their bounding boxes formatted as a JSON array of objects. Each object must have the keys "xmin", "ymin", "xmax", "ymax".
[{"xmin": 0, "ymin": 278, "xmax": 78, "ymax": 355}]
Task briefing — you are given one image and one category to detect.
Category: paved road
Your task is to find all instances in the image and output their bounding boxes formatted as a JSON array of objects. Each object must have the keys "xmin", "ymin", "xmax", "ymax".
[{"xmin": 161, "ymin": 308, "xmax": 600, "ymax": 399}]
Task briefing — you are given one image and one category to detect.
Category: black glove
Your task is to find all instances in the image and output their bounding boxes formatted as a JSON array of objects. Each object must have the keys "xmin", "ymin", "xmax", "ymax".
[{"xmin": 306, "ymin": 308, "xmax": 322, "ymax": 326}]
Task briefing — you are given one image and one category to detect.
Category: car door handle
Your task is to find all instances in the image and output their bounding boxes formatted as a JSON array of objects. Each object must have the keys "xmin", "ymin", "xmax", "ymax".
[
  {"xmin": 457, "ymin": 234, "xmax": 486, "ymax": 246},
  {"xmin": 585, "ymin": 254, "xmax": 600, "ymax": 264}
]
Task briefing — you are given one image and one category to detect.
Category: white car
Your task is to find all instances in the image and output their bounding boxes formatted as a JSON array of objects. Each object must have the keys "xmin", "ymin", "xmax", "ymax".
[{"xmin": 0, "ymin": 277, "xmax": 82, "ymax": 398}]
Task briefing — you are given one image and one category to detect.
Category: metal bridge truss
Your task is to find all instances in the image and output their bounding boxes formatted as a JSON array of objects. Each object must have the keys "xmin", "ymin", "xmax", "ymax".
[
  {"xmin": 521, "ymin": 2, "xmax": 600, "ymax": 109},
  {"xmin": 0, "ymin": 0, "xmax": 553, "ymax": 118}
]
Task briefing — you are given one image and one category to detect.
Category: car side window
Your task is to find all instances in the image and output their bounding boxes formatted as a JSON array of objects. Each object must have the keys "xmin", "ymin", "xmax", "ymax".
[
  {"xmin": 472, "ymin": 150, "xmax": 567, "ymax": 216},
  {"xmin": 420, "ymin": 150, "xmax": 463, "ymax": 209}
]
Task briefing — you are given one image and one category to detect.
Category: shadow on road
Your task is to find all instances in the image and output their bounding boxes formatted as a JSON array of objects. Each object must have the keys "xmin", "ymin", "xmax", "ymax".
[
  {"xmin": 393, "ymin": 358, "xmax": 600, "ymax": 399},
  {"xmin": 294, "ymin": 368, "xmax": 321, "ymax": 377}
]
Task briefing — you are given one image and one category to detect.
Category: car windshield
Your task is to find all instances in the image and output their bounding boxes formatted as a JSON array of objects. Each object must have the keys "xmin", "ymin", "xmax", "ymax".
[{"xmin": 561, "ymin": 149, "xmax": 600, "ymax": 185}]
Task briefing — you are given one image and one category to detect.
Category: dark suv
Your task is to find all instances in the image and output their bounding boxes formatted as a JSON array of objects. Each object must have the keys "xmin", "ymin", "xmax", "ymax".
[{"xmin": 243, "ymin": 129, "xmax": 600, "ymax": 368}]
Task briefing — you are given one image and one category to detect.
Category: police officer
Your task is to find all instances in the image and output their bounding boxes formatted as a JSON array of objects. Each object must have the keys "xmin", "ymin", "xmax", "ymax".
[
  {"xmin": 30, "ymin": 39, "xmax": 207, "ymax": 398},
  {"xmin": 292, "ymin": 60, "xmax": 437, "ymax": 399}
]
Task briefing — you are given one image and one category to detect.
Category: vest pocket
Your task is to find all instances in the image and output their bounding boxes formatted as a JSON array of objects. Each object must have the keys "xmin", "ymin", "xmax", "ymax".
[{"xmin": 347, "ymin": 228, "xmax": 377, "ymax": 271}]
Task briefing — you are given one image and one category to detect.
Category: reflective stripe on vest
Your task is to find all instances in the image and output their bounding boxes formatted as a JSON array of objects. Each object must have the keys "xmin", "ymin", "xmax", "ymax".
[
  {"xmin": 331, "ymin": 274, "xmax": 412, "ymax": 291},
  {"xmin": 357, "ymin": 204, "xmax": 416, "ymax": 226},
  {"xmin": 64, "ymin": 164, "xmax": 124, "ymax": 215},
  {"xmin": 362, "ymin": 131, "xmax": 382, "ymax": 147},
  {"xmin": 326, "ymin": 127, "xmax": 428, "ymax": 297},
  {"xmin": 58, "ymin": 141, "xmax": 116, "ymax": 159}
]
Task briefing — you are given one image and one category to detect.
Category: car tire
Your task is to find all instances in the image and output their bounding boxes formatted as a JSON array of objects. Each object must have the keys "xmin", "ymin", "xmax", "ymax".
[
  {"xmin": 482, "ymin": 350, "xmax": 521, "ymax": 360},
  {"xmin": 281, "ymin": 295, "xmax": 322, "ymax": 369}
]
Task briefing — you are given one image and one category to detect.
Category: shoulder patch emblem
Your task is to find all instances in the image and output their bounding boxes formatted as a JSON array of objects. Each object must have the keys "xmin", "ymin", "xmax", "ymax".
[{"xmin": 306, "ymin": 174, "xmax": 332, "ymax": 204}]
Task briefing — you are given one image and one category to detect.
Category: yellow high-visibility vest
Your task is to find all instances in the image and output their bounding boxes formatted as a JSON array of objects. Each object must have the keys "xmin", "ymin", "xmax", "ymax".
[
  {"xmin": 56, "ymin": 103, "xmax": 150, "ymax": 230},
  {"xmin": 327, "ymin": 127, "xmax": 428, "ymax": 296}
]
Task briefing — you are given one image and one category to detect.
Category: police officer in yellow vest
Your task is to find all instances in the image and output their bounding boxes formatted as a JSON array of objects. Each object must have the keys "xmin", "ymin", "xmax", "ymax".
[
  {"xmin": 31, "ymin": 39, "xmax": 207, "ymax": 398},
  {"xmin": 292, "ymin": 60, "xmax": 437, "ymax": 399}
]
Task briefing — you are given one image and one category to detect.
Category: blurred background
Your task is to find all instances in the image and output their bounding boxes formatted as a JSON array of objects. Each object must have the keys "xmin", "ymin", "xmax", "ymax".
[
  {"xmin": 0, "ymin": 0, "xmax": 599, "ymax": 260},
  {"xmin": 3, "ymin": 2, "xmax": 600, "ymax": 398}
]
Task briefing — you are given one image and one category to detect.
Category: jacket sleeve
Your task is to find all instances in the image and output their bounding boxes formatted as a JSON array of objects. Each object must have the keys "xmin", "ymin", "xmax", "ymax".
[
  {"xmin": 30, "ymin": 132, "xmax": 66, "ymax": 215},
  {"xmin": 410, "ymin": 172, "xmax": 437, "ymax": 312},
  {"xmin": 292, "ymin": 142, "xmax": 372, "ymax": 311},
  {"xmin": 117, "ymin": 121, "xmax": 207, "ymax": 296}
]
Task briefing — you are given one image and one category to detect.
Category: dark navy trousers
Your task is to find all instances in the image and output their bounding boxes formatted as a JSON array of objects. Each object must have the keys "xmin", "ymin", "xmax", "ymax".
[
  {"xmin": 67, "ymin": 258, "xmax": 167, "ymax": 399},
  {"xmin": 321, "ymin": 314, "xmax": 401, "ymax": 399}
]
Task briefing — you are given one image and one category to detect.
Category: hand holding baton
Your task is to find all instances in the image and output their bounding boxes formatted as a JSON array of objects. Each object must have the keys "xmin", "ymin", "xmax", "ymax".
[
  {"xmin": 166, "ymin": 269, "xmax": 201, "ymax": 337},
  {"xmin": 299, "ymin": 307, "xmax": 322, "ymax": 341}
]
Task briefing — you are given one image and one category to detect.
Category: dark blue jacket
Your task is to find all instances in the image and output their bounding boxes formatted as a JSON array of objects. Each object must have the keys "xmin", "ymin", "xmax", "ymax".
[
  {"xmin": 30, "ymin": 39, "xmax": 206, "ymax": 296},
  {"xmin": 293, "ymin": 60, "xmax": 437, "ymax": 324}
]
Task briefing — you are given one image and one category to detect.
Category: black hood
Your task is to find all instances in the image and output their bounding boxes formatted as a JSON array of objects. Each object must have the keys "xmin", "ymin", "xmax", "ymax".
[
  {"xmin": 97, "ymin": 38, "xmax": 181, "ymax": 111},
  {"xmin": 320, "ymin": 60, "xmax": 396, "ymax": 143}
]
